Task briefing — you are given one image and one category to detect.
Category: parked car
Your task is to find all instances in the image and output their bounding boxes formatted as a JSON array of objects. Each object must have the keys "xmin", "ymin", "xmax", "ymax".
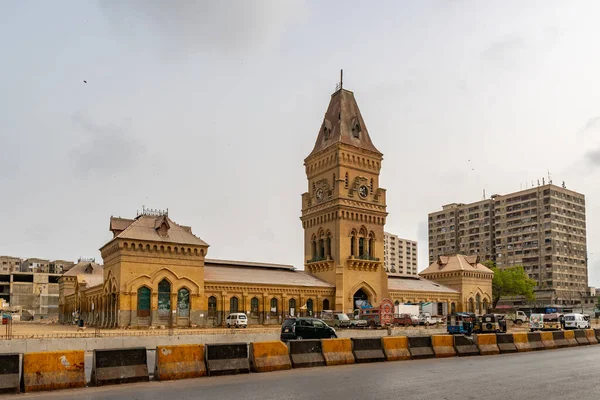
[
  {"xmin": 393, "ymin": 313, "xmax": 418, "ymax": 327},
  {"xmin": 418, "ymin": 313, "xmax": 442, "ymax": 326},
  {"xmin": 280, "ymin": 317, "xmax": 337, "ymax": 341},
  {"xmin": 225, "ymin": 313, "xmax": 248, "ymax": 328},
  {"xmin": 564, "ymin": 313, "xmax": 590, "ymax": 329},
  {"xmin": 322, "ymin": 312, "xmax": 352, "ymax": 328},
  {"xmin": 347, "ymin": 314, "xmax": 369, "ymax": 328}
]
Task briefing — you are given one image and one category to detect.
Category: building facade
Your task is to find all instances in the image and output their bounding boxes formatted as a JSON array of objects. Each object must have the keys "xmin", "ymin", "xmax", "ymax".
[
  {"xmin": 383, "ymin": 233, "xmax": 418, "ymax": 277},
  {"xmin": 428, "ymin": 184, "xmax": 587, "ymax": 305}
]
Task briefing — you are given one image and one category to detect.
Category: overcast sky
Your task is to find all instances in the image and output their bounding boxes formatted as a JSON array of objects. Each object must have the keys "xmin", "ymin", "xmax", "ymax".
[{"xmin": 1, "ymin": 1, "xmax": 600, "ymax": 285}]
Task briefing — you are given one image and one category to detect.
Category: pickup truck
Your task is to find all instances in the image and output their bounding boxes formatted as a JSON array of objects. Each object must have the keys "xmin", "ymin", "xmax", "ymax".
[{"xmin": 418, "ymin": 313, "xmax": 444, "ymax": 326}]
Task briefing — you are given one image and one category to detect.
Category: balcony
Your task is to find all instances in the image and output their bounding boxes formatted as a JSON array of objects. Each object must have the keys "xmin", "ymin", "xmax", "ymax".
[
  {"xmin": 305, "ymin": 256, "xmax": 334, "ymax": 273},
  {"xmin": 347, "ymin": 257, "xmax": 382, "ymax": 272}
]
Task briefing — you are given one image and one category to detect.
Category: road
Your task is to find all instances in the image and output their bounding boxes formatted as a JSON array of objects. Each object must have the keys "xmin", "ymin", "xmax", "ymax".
[{"xmin": 19, "ymin": 346, "xmax": 600, "ymax": 400}]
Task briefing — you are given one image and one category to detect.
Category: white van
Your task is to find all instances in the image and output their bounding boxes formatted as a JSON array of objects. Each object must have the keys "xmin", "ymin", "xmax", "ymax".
[
  {"xmin": 226, "ymin": 313, "xmax": 248, "ymax": 328},
  {"xmin": 563, "ymin": 313, "xmax": 589, "ymax": 329}
]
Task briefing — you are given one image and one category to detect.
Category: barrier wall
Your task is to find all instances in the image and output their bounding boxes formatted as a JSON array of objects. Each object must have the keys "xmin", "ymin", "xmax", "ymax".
[
  {"xmin": 431, "ymin": 335, "xmax": 456, "ymax": 358},
  {"xmin": 584, "ymin": 329, "xmax": 598, "ymax": 345},
  {"xmin": 526, "ymin": 332, "xmax": 544, "ymax": 351},
  {"xmin": 250, "ymin": 341, "xmax": 291, "ymax": 373},
  {"xmin": 539, "ymin": 332, "xmax": 557, "ymax": 349},
  {"xmin": 563, "ymin": 330, "xmax": 578, "ymax": 347},
  {"xmin": 91, "ymin": 347, "xmax": 149, "ymax": 386},
  {"xmin": 453, "ymin": 335, "xmax": 479, "ymax": 357},
  {"xmin": 288, "ymin": 340, "xmax": 325, "ymax": 368},
  {"xmin": 206, "ymin": 343, "xmax": 250, "ymax": 376},
  {"xmin": 321, "ymin": 338, "xmax": 355, "ymax": 366},
  {"xmin": 573, "ymin": 330, "xmax": 589, "ymax": 345},
  {"xmin": 381, "ymin": 336, "xmax": 410, "ymax": 361},
  {"xmin": 408, "ymin": 336, "xmax": 434, "ymax": 359},
  {"xmin": 474, "ymin": 334, "xmax": 499, "ymax": 355},
  {"xmin": 0, "ymin": 353, "xmax": 20, "ymax": 394},
  {"xmin": 594, "ymin": 329, "xmax": 600, "ymax": 342},
  {"xmin": 351, "ymin": 338, "xmax": 386, "ymax": 363},
  {"xmin": 21, "ymin": 350, "xmax": 86, "ymax": 392},
  {"xmin": 155, "ymin": 344, "xmax": 206, "ymax": 381},
  {"xmin": 495, "ymin": 333, "xmax": 518, "ymax": 354}
]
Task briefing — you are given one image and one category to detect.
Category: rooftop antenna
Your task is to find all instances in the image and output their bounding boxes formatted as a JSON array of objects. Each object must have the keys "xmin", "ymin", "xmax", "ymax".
[
  {"xmin": 548, "ymin": 170, "xmax": 553, "ymax": 185},
  {"xmin": 542, "ymin": 177, "xmax": 545, "ymax": 185},
  {"xmin": 335, "ymin": 69, "xmax": 344, "ymax": 91},
  {"xmin": 483, "ymin": 189, "xmax": 486, "ymax": 200},
  {"xmin": 562, "ymin": 181, "xmax": 567, "ymax": 189}
]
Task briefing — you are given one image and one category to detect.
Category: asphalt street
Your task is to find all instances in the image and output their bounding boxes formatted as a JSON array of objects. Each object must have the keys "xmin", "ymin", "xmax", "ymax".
[{"xmin": 17, "ymin": 345, "xmax": 600, "ymax": 400}]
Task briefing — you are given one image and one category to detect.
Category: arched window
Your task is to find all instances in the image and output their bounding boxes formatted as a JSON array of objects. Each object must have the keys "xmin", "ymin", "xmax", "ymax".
[
  {"xmin": 250, "ymin": 297, "xmax": 259, "ymax": 317},
  {"xmin": 158, "ymin": 279, "xmax": 171, "ymax": 318},
  {"xmin": 311, "ymin": 238, "xmax": 317, "ymax": 260},
  {"xmin": 369, "ymin": 233, "xmax": 375, "ymax": 258},
  {"xmin": 306, "ymin": 299, "xmax": 314, "ymax": 316},
  {"xmin": 482, "ymin": 299, "xmax": 489, "ymax": 314},
  {"xmin": 208, "ymin": 296, "xmax": 217, "ymax": 317},
  {"xmin": 359, "ymin": 237, "xmax": 365, "ymax": 256},
  {"xmin": 350, "ymin": 232, "xmax": 356, "ymax": 256},
  {"xmin": 323, "ymin": 299, "xmax": 330, "ymax": 311},
  {"xmin": 288, "ymin": 298, "xmax": 296, "ymax": 316},
  {"xmin": 270, "ymin": 298, "xmax": 278, "ymax": 316},
  {"xmin": 319, "ymin": 236, "xmax": 325, "ymax": 258},
  {"xmin": 476, "ymin": 294, "xmax": 481, "ymax": 315},
  {"xmin": 137, "ymin": 286, "xmax": 150, "ymax": 318},
  {"xmin": 177, "ymin": 288, "xmax": 190, "ymax": 318},
  {"xmin": 451, "ymin": 302, "xmax": 456, "ymax": 314},
  {"xmin": 326, "ymin": 234, "xmax": 332, "ymax": 258},
  {"xmin": 230, "ymin": 296, "xmax": 239, "ymax": 313},
  {"xmin": 468, "ymin": 298, "xmax": 474, "ymax": 313}
]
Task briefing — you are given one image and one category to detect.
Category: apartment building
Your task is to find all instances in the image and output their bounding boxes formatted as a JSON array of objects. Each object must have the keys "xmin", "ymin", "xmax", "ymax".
[
  {"xmin": 383, "ymin": 232, "xmax": 418, "ymax": 276},
  {"xmin": 49, "ymin": 260, "xmax": 75, "ymax": 274},
  {"xmin": 428, "ymin": 184, "xmax": 587, "ymax": 305},
  {"xmin": 21, "ymin": 258, "xmax": 50, "ymax": 273},
  {"xmin": 0, "ymin": 256, "xmax": 22, "ymax": 273}
]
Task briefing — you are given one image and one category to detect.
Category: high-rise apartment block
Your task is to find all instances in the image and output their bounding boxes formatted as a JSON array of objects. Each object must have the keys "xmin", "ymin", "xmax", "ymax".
[
  {"xmin": 428, "ymin": 184, "xmax": 587, "ymax": 305},
  {"xmin": 383, "ymin": 233, "xmax": 418, "ymax": 277}
]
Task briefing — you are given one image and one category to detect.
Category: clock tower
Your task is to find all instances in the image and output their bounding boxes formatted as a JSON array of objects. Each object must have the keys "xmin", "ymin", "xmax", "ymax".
[{"xmin": 301, "ymin": 84, "xmax": 389, "ymax": 313}]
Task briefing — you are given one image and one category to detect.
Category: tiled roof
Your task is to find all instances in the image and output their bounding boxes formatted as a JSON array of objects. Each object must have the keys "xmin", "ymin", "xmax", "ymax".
[
  {"xmin": 420, "ymin": 254, "xmax": 493, "ymax": 275},
  {"xmin": 388, "ymin": 276, "xmax": 459, "ymax": 294},
  {"xmin": 105, "ymin": 215, "xmax": 208, "ymax": 247},
  {"xmin": 205, "ymin": 259, "xmax": 295, "ymax": 271},
  {"xmin": 76, "ymin": 274, "xmax": 104, "ymax": 289},
  {"xmin": 204, "ymin": 260, "xmax": 333, "ymax": 288},
  {"xmin": 307, "ymin": 88, "xmax": 381, "ymax": 158},
  {"xmin": 63, "ymin": 261, "xmax": 103, "ymax": 277}
]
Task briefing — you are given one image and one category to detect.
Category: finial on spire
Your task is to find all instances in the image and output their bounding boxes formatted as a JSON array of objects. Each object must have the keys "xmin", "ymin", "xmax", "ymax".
[{"xmin": 340, "ymin": 69, "xmax": 343, "ymax": 90}]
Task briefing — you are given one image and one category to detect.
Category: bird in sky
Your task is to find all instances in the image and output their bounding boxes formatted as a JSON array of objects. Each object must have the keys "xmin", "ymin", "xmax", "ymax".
[{"xmin": 83, "ymin": 80, "xmax": 87, "ymax": 83}]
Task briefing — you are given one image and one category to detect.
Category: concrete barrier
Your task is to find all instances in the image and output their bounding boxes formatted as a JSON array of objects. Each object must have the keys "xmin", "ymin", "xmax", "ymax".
[
  {"xmin": 474, "ymin": 334, "xmax": 499, "ymax": 355},
  {"xmin": 351, "ymin": 338, "xmax": 386, "ymax": 363},
  {"xmin": 250, "ymin": 341, "xmax": 292, "ymax": 372},
  {"xmin": 594, "ymin": 329, "xmax": 600, "ymax": 342},
  {"xmin": 0, "ymin": 353, "xmax": 20, "ymax": 394},
  {"xmin": 431, "ymin": 335, "xmax": 457, "ymax": 358},
  {"xmin": 288, "ymin": 340, "xmax": 325, "ymax": 368},
  {"xmin": 321, "ymin": 338, "xmax": 354, "ymax": 366},
  {"xmin": 21, "ymin": 350, "xmax": 86, "ymax": 392},
  {"xmin": 91, "ymin": 347, "xmax": 149, "ymax": 386},
  {"xmin": 453, "ymin": 335, "xmax": 479, "ymax": 356},
  {"xmin": 526, "ymin": 332, "xmax": 545, "ymax": 351},
  {"xmin": 381, "ymin": 336, "xmax": 410, "ymax": 361},
  {"xmin": 585, "ymin": 329, "xmax": 598, "ymax": 345},
  {"xmin": 205, "ymin": 343, "xmax": 250, "ymax": 376},
  {"xmin": 573, "ymin": 330, "xmax": 590, "ymax": 345},
  {"xmin": 408, "ymin": 336, "xmax": 435, "ymax": 359},
  {"xmin": 495, "ymin": 333, "xmax": 518, "ymax": 354},
  {"xmin": 539, "ymin": 332, "xmax": 557, "ymax": 349},
  {"xmin": 513, "ymin": 333, "xmax": 532, "ymax": 352},
  {"xmin": 154, "ymin": 344, "xmax": 206, "ymax": 381},
  {"xmin": 563, "ymin": 330, "xmax": 578, "ymax": 347}
]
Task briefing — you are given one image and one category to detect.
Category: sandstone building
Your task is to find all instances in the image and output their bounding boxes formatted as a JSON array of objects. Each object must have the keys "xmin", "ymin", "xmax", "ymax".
[{"xmin": 58, "ymin": 84, "xmax": 490, "ymax": 327}]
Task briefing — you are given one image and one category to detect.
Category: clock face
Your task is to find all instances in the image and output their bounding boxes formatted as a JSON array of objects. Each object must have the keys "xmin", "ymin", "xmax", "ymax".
[
  {"xmin": 316, "ymin": 188, "xmax": 324, "ymax": 201},
  {"xmin": 359, "ymin": 185, "xmax": 369, "ymax": 198}
]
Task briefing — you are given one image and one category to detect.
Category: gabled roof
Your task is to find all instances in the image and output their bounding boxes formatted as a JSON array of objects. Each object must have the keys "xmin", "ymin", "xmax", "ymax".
[
  {"xmin": 105, "ymin": 215, "xmax": 209, "ymax": 247},
  {"xmin": 63, "ymin": 261, "xmax": 103, "ymax": 277},
  {"xmin": 388, "ymin": 276, "xmax": 459, "ymax": 294},
  {"xmin": 420, "ymin": 254, "xmax": 494, "ymax": 275},
  {"xmin": 306, "ymin": 88, "xmax": 381, "ymax": 159}
]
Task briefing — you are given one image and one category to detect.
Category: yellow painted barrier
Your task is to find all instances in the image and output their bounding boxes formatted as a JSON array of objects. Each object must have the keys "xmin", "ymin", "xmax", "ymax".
[
  {"xmin": 321, "ymin": 338, "xmax": 355, "ymax": 366},
  {"xmin": 539, "ymin": 332, "xmax": 557, "ymax": 349},
  {"xmin": 585, "ymin": 329, "xmax": 598, "ymax": 345},
  {"xmin": 475, "ymin": 334, "xmax": 499, "ymax": 355},
  {"xmin": 431, "ymin": 335, "xmax": 456, "ymax": 358},
  {"xmin": 381, "ymin": 336, "xmax": 410, "ymax": 361},
  {"xmin": 21, "ymin": 350, "xmax": 86, "ymax": 392},
  {"xmin": 155, "ymin": 345, "xmax": 206, "ymax": 381},
  {"xmin": 512, "ymin": 333, "xmax": 531, "ymax": 352},
  {"xmin": 564, "ymin": 330, "xmax": 578, "ymax": 347},
  {"xmin": 250, "ymin": 341, "xmax": 291, "ymax": 373}
]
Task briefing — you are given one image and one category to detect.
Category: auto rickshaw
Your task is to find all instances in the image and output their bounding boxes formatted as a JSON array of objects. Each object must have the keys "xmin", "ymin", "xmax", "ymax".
[
  {"xmin": 542, "ymin": 313, "xmax": 562, "ymax": 330},
  {"xmin": 480, "ymin": 313, "xmax": 507, "ymax": 333},
  {"xmin": 447, "ymin": 313, "xmax": 478, "ymax": 335}
]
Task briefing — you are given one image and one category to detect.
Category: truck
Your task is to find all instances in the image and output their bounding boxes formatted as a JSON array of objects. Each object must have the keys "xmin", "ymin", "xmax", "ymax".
[
  {"xmin": 395, "ymin": 304, "xmax": 420, "ymax": 317},
  {"xmin": 354, "ymin": 298, "xmax": 394, "ymax": 328},
  {"xmin": 506, "ymin": 310, "xmax": 528, "ymax": 325}
]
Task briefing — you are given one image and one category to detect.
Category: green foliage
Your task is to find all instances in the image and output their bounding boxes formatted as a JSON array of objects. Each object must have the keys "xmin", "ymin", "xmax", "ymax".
[{"xmin": 484, "ymin": 260, "xmax": 536, "ymax": 308}]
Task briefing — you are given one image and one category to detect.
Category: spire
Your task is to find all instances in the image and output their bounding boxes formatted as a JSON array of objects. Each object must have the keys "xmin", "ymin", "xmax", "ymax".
[{"xmin": 307, "ymin": 82, "xmax": 381, "ymax": 159}]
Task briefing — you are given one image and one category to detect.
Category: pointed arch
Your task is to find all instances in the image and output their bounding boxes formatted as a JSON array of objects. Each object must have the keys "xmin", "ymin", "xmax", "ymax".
[{"xmin": 347, "ymin": 281, "xmax": 378, "ymax": 305}]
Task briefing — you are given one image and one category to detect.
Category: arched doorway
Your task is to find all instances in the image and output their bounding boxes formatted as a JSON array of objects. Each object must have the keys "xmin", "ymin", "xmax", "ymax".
[{"xmin": 353, "ymin": 288, "xmax": 371, "ymax": 310}]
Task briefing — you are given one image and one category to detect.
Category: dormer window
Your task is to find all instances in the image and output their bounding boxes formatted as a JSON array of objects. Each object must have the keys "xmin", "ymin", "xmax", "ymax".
[
  {"xmin": 322, "ymin": 119, "xmax": 332, "ymax": 140},
  {"xmin": 351, "ymin": 117, "xmax": 361, "ymax": 138}
]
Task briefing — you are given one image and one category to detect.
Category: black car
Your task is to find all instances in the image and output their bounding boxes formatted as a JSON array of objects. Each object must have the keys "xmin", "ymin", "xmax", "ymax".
[{"xmin": 280, "ymin": 317, "xmax": 337, "ymax": 341}]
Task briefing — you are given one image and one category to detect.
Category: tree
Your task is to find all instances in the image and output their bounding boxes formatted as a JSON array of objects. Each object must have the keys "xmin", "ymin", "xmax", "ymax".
[{"xmin": 483, "ymin": 260, "xmax": 536, "ymax": 309}]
